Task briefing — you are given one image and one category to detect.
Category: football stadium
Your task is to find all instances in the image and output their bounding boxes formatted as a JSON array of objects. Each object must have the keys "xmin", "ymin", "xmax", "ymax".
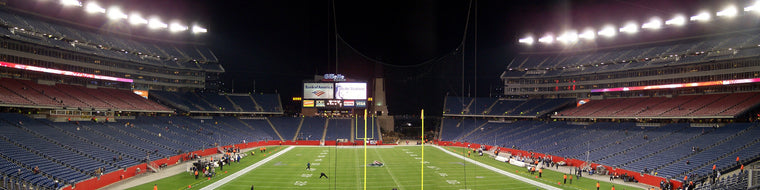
[{"xmin": 0, "ymin": 0, "xmax": 758, "ymax": 190}]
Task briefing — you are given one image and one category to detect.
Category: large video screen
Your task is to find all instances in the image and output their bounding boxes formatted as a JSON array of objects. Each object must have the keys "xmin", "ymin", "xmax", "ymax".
[
  {"xmin": 335, "ymin": 82, "xmax": 366, "ymax": 100},
  {"xmin": 303, "ymin": 83, "xmax": 334, "ymax": 99}
]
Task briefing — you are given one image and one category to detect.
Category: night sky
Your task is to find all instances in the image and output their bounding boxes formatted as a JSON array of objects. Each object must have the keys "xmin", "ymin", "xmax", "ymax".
[{"xmin": 10, "ymin": 0, "xmax": 740, "ymax": 115}]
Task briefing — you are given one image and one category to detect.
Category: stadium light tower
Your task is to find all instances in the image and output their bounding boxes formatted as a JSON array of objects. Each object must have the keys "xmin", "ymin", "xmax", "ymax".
[
  {"xmin": 556, "ymin": 31, "xmax": 578, "ymax": 44},
  {"xmin": 518, "ymin": 36, "xmax": 534, "ymax": 45},
  {"xmin": 641, "ymin": 17, "xmax": 662, "ymax": 30},
  {"xmin": 597, "ymin": 25, "xmax": 617, "ymax": 37},
  {"xmin": 716, "ymin": 6, "xmax": 738, "ymax": 17},
  {"xmin": 665, "ymin": 15, "xmax": 687, "ymax": 26},
  {"xmin": 578, "ymin": 29, "xmax": 595, "ymax": 40},
  {"xmin": 148, "ymin": 17, "xmax": 168, "ymax": 29},
  {"xmin": 690, "ymin": 12, "xmax": 711, "ymax": 22},
  {"xmin": 538, "ymin": 34, "xmax": 554, "ymax": 44},
  {"xmin": 129, "ymin": 13, "xmax": 148, "ymax": 25},
  {"xmin": 85, "ymin": 2, "xmax": 106, "ymax": 14},
  {"xmin": 60, "ymin": 0, "xmax": 82, "ymax": 7},
  {"xmin": 619, "ymin": 22, "xmax": 639, "ymax": 34},
  {"xmin": 192, "ymin": 25, "xmax": 208, "ymax": 34},
  {"xmin": 744, "ymin": 1, "xmax": 760, "ymax": 12},
  {"xmin": 169, "ymin": 22, "xmax": 189, "ymax": 33},
  {"xmin": 107, "ymin": 7, "xmax": 128, "ymax": 20}
]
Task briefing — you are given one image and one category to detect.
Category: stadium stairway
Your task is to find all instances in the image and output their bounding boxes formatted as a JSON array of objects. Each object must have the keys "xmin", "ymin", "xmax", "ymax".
[
  {"xmin": 223, "ymin": 95, "xmax": 244, "ymax": 112},
  {"xmin": 264, "ymin": 118, "xmax": 285, "ymax": 141},
  {"xmin": 455, "ymin": 121, "xmax": 489, "ymax": 142},
  {"xmin": 321, "ymin": 119, "xmax": 330, "ymax": 141}
]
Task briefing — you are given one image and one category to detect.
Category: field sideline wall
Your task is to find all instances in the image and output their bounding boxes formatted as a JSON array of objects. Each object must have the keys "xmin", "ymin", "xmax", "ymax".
[
  {"xmin": 60, "ymin": 140, "xmax": 395, "ymax": 190},
  {"xmin": 436, "ymin": 141, "xmax": 684, "ymax": 189}
]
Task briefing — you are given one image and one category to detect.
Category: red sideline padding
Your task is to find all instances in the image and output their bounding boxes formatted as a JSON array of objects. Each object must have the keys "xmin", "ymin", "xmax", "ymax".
[
  {"xmin": 65, "ymin": 139, "xmax": 395, "ymax": 189},
  {"xmin": 436, "ymin": 141, "xmax": 683, "ymax": 189}
]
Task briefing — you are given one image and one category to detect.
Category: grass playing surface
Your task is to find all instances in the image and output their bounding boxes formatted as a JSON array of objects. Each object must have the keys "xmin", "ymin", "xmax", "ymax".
[{"xmin": 127, "ymin": 146, "xmax": 641, "ymax": 190}]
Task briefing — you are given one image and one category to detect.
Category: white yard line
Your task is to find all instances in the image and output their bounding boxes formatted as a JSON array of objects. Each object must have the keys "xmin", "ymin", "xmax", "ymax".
[
  {"xmin": 434, "ymin": 145, "xmax": 562, "ymax": 190},
  {"xmin": 374, "ymin": 148, "xmax": 403, "ymax": 188},
  {"xmin": 200, "ymin": 146, "xmax": 295, "ymax": 190}
]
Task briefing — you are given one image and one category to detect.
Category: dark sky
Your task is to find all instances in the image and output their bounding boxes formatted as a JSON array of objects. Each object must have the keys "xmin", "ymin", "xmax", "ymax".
[
  {"xmin": 201, "ymin": 0, "xmax": 730, "ymax": 115},
  {"xmin": 9, "ymin": 0, "xmax": 744, "ymax": 115}
]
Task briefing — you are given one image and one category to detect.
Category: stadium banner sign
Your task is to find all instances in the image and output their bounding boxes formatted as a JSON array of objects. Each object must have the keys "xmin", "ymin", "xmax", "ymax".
[
  {"xmin": 304, "ymin": 83, "xmax": 334, "ymax": 99},
  {"xmin": 343, "ymin": 100, "xmax": 355, "ymax": 107},
  {"xmin": 335, "ymin": 82, "xmax": 367, "ymax": 100},
  {"xmin": 356, "ymin": 100, "xmax": 367, "ymax": 107},
  {"xmin": 591, "ymin": 77, "xmax": 760, "ymax": 92},
  {"xmin": 133, "ymin": 90, "xmax": 149, "ymax": 99},
  {"xmin": 303, "ymin": 100, "xmax": 315, "ymax": 107},
  {"xmin": 0, "ymin": 61, "xmax": 133, "ymax": 83},
  {"xmin": 315, "ymin": 100, "xmax": 326, "ymax": 107}
]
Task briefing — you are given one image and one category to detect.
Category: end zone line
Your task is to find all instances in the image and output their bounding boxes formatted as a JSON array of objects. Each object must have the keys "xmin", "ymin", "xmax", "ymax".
[
  {"xmin": 433, "ymin": 145, "xmax": 562, "ymax": 190},
  {"xmin": 200, "ymin": 146, "xmax": 295, "ymax": 190}
]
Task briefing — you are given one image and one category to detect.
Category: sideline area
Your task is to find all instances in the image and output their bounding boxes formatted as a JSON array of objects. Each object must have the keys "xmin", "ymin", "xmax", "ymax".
[
  {"xmin": 199, "ymin": 146, "xmax": 294, "ymax": 190},
  {"xmin": 434, "ymin": 145, "xmax": 564, "ymax": 190}
]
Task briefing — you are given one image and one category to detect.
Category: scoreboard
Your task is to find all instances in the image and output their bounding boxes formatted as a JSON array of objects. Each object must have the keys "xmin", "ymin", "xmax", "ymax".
[{"xmin": 302, "ymin": 82, "xmax": 367, "ymax": 108}]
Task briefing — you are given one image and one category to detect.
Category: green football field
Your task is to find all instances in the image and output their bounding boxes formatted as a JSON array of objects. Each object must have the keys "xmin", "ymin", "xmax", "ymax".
[{"xmin": 127, "ymin": 146, "xmax": 641, "ymax": 190}]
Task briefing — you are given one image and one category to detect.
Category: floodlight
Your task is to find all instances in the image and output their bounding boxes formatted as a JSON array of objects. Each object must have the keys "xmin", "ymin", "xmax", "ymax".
[
  {"xmin": 556, "ymin": 31, "xmax": 578, "ymax": 44},
  {"xmin": 169, "ymin": 22, "xmax": 188, "ymax": 32},
  {"xmin": 641, "ymin": 18, "xmax": 662, "ymax": 30},
  {"xmin": 578, "ymin": 29, "xmax": 595, "ymax": 40},
  {"xmin": 690, "ymin": 12, "xmax": 711, "ymax": 22},
  {"xmin": 538, "ymin": 35, "xmax": 554, "ymax": 44},
  {"xmin": 107, "ymin": 7, "xmax": 128, "ymax": 20},
  {"xmin": 192, "ymin": 25, "xmax": 208, "ymax": 34},
  {"xmin": 716, "ymin": 6, "xmax": 738, "ymax": 17},
  {"xmin": 665, "ymin": 15, "xmax": 686, "ymax": 26},
  {"xmin": 148, "ymin": 17, "xmax": 168, "ymax": 29},
  {"xmin": 597, "ymin": 26, "xmax": 616, "ymax": 37},
  {"xmin": 744, "ymin": 1, "xmax": 760, "ymax": 12},
  {"xmin": 85, "ymin": 2, "xmax": 106, "ymax": 14},
  {"xmin": 129, "ymin": 13, "xmax": 148, "ymax": 25},
  {"xmin": 518, "ymin": 36, "xmax": 534, "ymax": 45},
  {"xmin": 60, "ymin": 0, "xmax": 82, "ymax": 7},
  {"xmin": 619, "ymin": 23, "xmax": 638, "ymax": 34}
]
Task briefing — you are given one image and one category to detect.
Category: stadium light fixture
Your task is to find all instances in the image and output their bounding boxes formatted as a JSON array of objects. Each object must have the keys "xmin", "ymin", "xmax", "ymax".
[
  {"xmin": 129, "ymin": 13, "xmax": 148, "ymax": 25},
  {"xmin": 690, "ymin": 12, "xmax": 711, "ymax": 22},
  {"xmin": 148, "ymin": 17, "xmax": 168, "ymax": 29},
  {"xmin": 641, "ymin": 17, "xmax": 662, "ymax": 30},
  {"xmin": 192, "ymin": 25, "xmax": 208, "ymax": 34},
  {"xmin": 556, "ymin": 31, "xmax": 578, "ymax": 44},
  {"xmin": 597, "ymin": 25, "xmax": 616, "ymax": 37},
  {"xmin": 744, "ymin": 1, "xmax": 760, "ymax": 12},
  {"xmin": 619, "ymin": 22, "xmax": 639, "ymax": 34},
  {"xmin": 578, "ymin": 29, "xmax": 595, "ymax": 40},
  {"xmin": 85, "ymin": 2, "xmax": 106, "ymax": 14},
  {"xmin": 665, "ymin": 15, "xmax": 686, "ymax": 26},
  {"xmin": 518, "ymin": 36, "xmax": 534, "ymax": 45},
  {"xmin": 60, "ymin": 0, "xmax": 82, "ymax": 7},
  {"xmin": 717, "ymin": 6, "xmax": 738, "ymax": 17},
  {"xmin": 169, "ymin": 22, "xmax": 189, "ymax": 32},
  {"xmin": 107, "ymin": 7, "xmax": 128, "ymax": 20},
  {"xmin": 538, "ymin": 35, "xmax": 554, "ymax": 44}
]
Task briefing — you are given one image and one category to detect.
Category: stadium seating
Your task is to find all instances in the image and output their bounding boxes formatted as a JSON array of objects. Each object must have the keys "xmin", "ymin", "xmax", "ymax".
[
  {"xmin": 328, "ymin": 118, "xmax": 353, "ymax": 140},
  {"xmin": 0, "ymin": 78, "xmax": 170, "ymax": 111},
  {"xmin": 444, "ymin": 97, "xmax": 574, "ymax": 117},
  {"xmin": 443, "ymin": 120, "xmax": 760, "ymax": 181},
  {"xmin": 0, "ymin": 113, "xmax": 312, "ymax": 189},
  {"xmin": 554, "ymin": 93, "xmax": 760, "ymax": 118},
  {"xmin": 150, "ymin": 91, "xmax": 281, "ymax": 113}
]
